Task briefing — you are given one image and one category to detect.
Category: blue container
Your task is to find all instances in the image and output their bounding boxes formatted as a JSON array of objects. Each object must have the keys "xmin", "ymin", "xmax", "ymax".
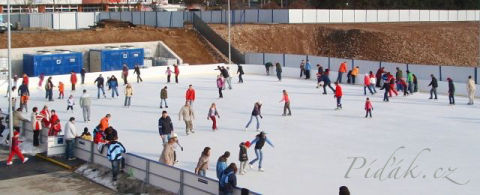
[
  {"xmin": 23, "ymin": 52, "xmax": 83, "ymax": 77},
  {"xmin": 89, "ymin": 48, "xmax": 144, "ymax": 72}
]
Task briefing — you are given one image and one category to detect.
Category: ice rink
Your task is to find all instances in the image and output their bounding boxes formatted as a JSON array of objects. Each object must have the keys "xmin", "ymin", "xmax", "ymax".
[{"xmin": 3, "ymin": 65, "xmax": 479, "ymax": 195}]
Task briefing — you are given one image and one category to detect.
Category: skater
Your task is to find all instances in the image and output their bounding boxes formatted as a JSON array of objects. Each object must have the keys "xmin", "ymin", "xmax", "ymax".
[
  {"xmin": 108, "ymin": 75, "xmax": 119, "ymax": 98},
  {"xmin": 264, "ymin": 62, "xmax": 273, "ymax": 75},
  {"xmin": 121, "ymin": 64, "xmax": 129, "ymax": 85},
  {"xmin": 81, "ymin": 128, "xmax": 92, "ymax": 141},
  {"xmin": 158, "ymin": 111, "xmax": 174, "ymax": 144},
  {"xmin": 321, "ymin": 69, "xmax": 336, "ymax": 95},
  {"xmin": 79, "ymin": 89, "xmax": 91, "ymax": 122},
  {"xmin": 219, "ymin": 163, "xmax": 237, "ymax": 195},
  {"xmin": 351, "ymin": 66, "xmax": 359, "ymax": 84},
  {"xmin": 217, "ymin": 75, "xmax": 225, "ymax": 98},
  {"xmin": 31, "ymin": 107, "xmax": 43, "ymax": 147},
  {"xmin": 279, "ymin": 90, "xmax": 291, "ymax": 116},
  {"xmin": 185, "ymin": 85, "xmax": 196, "ymax": 106},
  {"xmin": 304, "ymin": 60, "xmax": 311, "ymax": 79},
  {"xmin": 399, "ymin": 79, "xmax": 409, "ymax": 96},
  {"xmin": 346, "ymin": 70, "xmax": 352, "ymax": 84},
  {"xmin": 160, "ymin": 86, "xmax": 168, "ymax": 108},
  {"xmin": 447, "ymin": 78, "xmax": 455, "ymax": 105},
  {"xmin": 223, "ymin": 67, "xmax": 232, "ymax": 90},
  {"xmin": 237, "ymin": 64, "xmax": 244, "ymax": 83},
  {"xmin": 375, "ymin": 67, "xmax": 385, "ymax": 87},
  {"xmin": 134, "ymin": 65, "xmax": 143, "ymax": 83},
  {"xmin": 467, "ymin": 75, "xmax": 476, "ymax": 105},
  {"xmin": 6, "ymin": 129, "xmax": 28, "ymax": 165},
  {"xmin": 387, "ymin": 73, "xmax": 398, "ymax": 97},
  {"xmin": 248, "ymin": 131, "xmax": 274, "ymax": 172},
  {"xmin": 38, "ymin": 73, "xmax": 45, "ymax": 88},
  {"xmin": 317, "ymin": 64, "xmax": 324, "ymax": 75},
  {"xmin": 334, "ymin": 82, "xmax": 343, "ymax": 110},
  {"xmin": 406, "ymin": 70, "xmax": 413, "ymax": 94},
  {"xmin": 124, "ymin": 84, "xmax": 133, "ymax": 107},
  {"xmin": 245, "ymin": 101, "xmax": 263, "ymax": 131},
  {"xmin": 339, "ymin": 186, "xmax": 351, "ymax": 195},
  {"xmin": 365, "ymin": 97, "xmax": 373, "ymax": 118},
  {"xmin": 369, "ymin": 71, "xmax": 377, "ymax": 93},
  {"xmin": 19, "ymin": 92, "xmax": 29, "ymax": 112},
  {"xmin": 46, "ymin": 77, "xmax": 54, "ymax": 101},
  {"xmin": 174, "ymin": 64, "xmax": 180, "ymax": 83},
  {"xmin": 238, "ymin": 142, "xmax": 248, "ymax": 175},
  {"xmin": 18, "ymin": 82, "xmax": 29, "ymax": 98},
  {"xmin": 363, "ymin": 74, "xmax": 374, "ymax": 95},
  {"xmin": 165, "ymin": 67, "xmax": 172, "ymax": 83},
  {"xmin": 94, "ymin": 74, "xmax": 106, "ymax": 99},
  {"xmin": 380, "ymin": 79, "xmax": 391, "ymax": 102},
  {"xmin": 275, "ymin": 62, "xmax": 282, "ymax": 81},
  {"xmin": 412, "ymin": 74, "xmax": 418, "ymax": 93},
  {"xmin": 396, "ymin": 67, "xmax": 403, "ymax": 90},
  {"xmin": 81, "ymin": 68, "xmax": 86, "ymax": 84},
  {"xmin": 337, "ymin": 61, "xmax": 347, "ymax": 83},
  {"xmin": 159, "ymin": 136, "xmax": 176, "ymax": 166},
  {"xmin": 64, "ymin": 117, "xmax": 78, "ymax": 160},
  {"xmin": 208, "ymin": 103, "xmax": 220, "ymax": 131},
  {"xmin": 70, "ymin": 71, "xmax": 77, "ymax": 91},
  {"xmin": 216, "ymin": 151, "xmax": 230, "ymax": 179},
  {"xmin": 299, "ymin": 60, "xmax": 305, "ymax": 78},
  {"xmin": 107, "ymin": 135, "xmax": 126, "ymax": 182},
  {"xmin": 179, "ymin": 101, "xmax": 195, "ymax": 135},
  {"xmin": 171, "ymin": 133, "xmax": 183, "ymax": 164},
  {"xmin": 58, "ymin": 81, "xmax": 64, "ymax": 99},
  {"xmin": 428, "ymin": 74, "xmax": 438, "ymax": 100},
  {"xmin": 195, "ymin": 147, "xmax": 210, "ymax": 176},
  {"xmin": 22, "ymin": 74, "xmax": 29, "ymax": 89}
]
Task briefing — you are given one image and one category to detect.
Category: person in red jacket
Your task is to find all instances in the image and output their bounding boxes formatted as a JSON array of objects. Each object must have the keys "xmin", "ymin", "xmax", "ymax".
[
  {"xmin": 279, "ymin": 90, "xmax": 291, "ymax": 116},
  {"xmin": 185, "ymin": 85, "xmax": 195, "ymax": 106},
  {"xmin": 387, "ymin": 73, "xmax": 398, "ymax": 97},
  {"xmin": 375, "ymin": 67, "xmax": 385, "ymax": 87},
  {"xmin": 336, "ymin": 62, "xmax": 347, "ymax": 83},
  {"xmin": 49, "ymin": 119, "xmax": 61, "ymax": 136},
  {"xmin": 6, "ymin": 129, "xmax": 28, "ymax": 165},
  {"xmin": 174, "ymin": 64, "xmax": 180, "ymax": 83},
  {"xmin": 364, "ymin": 97, "xmax": 373, "ymax": 118},
  {"xmin": 49, "ymin": 109, "xmax": 59, "ymax": 128},
  {"xmin": 363, "ymin": 74, "xmax": 374, "ymax": 95},
  {"xmin": 70, "ymin": 71, "xmax": 77, "ymax": 91},
  {"xmin": 40, "ymin": 105, "xmax": 51, "ymax": 128},
  {"xmin": 122, "ymin": 64, "xmax": 129, "ymax": 85},
  {"xmin": 22, "ymin": 74, "xmax": 29, "ymax": 87},
  {"xmin": 334, "ymin": 82, "xmax": 343, "ymax": 110},
  {"xmin": 400, "ymin": 78, "xmax": 409, "ymax": 96}
]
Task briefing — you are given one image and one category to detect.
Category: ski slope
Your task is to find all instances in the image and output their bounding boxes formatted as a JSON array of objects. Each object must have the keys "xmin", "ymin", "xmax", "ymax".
[{"xmin": 3, "ymin": 65, "xmax": 479, "ymax": 195}]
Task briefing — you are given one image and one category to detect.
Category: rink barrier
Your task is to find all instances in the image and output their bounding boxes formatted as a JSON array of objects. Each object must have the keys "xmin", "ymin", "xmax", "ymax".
[{"xmin": 74, "ymin": 139, "xmax": 260, "ymax": 195}]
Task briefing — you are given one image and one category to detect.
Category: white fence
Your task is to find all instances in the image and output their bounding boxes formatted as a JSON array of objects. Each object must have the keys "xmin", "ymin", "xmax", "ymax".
[
  {"xmin": 185, "ymin": 9, "xmax": 480, "ymax": 24},
  {"xmin": 74, "ymin": 139, "xmax": 259, "ymax": 195}
]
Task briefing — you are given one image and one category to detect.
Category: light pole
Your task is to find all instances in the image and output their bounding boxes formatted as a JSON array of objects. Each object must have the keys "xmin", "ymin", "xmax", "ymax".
[
  {"xmin": 7, "ymin": 0, "xmax": 13, "ymax": 148},
  {"xmin": 227, "ymin": 0, "xmax": 231, "ymax": 65}
]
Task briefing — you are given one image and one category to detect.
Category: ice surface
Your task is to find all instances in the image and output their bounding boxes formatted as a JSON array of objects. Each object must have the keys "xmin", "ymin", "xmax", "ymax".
[{"xmin": 2, "ymin": 66, "xmax": 479, "ymax": 195}]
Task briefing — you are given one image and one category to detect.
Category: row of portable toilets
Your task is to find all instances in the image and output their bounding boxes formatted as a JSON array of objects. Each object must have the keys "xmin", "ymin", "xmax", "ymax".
[{"xmin": 23, "ymin": 46, "xmax": 145, "ymax": 77}]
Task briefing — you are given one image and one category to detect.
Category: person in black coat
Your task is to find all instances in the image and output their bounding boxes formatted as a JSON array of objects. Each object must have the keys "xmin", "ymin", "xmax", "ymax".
[
  {"xmin": 380, "ymin": 81, "xmax": 391, "ymax": 102},
  {"xmin": 447, "ymin": 78, "xmax": 455, "ymax": 105},
  {"xmin": 238, "ymin": 142, "xmax": 248, "ymax": 174},
  {"xmin": 94, "ymin": 74, "xmax": 106, "ymax": 99},
  {"xmin": 18, "ymin": 83, "xmax": 29, "ymax": 97},
  {"xmin": 237, "ymin": 64, "xmax": 244, "ymax": 83},
  {"xmin": 428, "ymin": 74, "xmax": 438, "ymax": 100},
  {"xmin": 81, "ymin": 68, "xmax": 86, "ymax": 84},
  {"xmin": 219, "ymin": 163, "xmax": 237, "ymax": 195},
  {"xmin": 158, "ymin": 111, "xmax": 173, "ymax": 144},
  {"xmin": 245, "ymin": 102, "xmax": 263, "ymax": 131},
  {"xmin": 134, "ymin": 65, "xmax": 143, "ymax": 83},
  {"xmin": 321, "ymin": 69, "xmax": 335, "ymax": 95}
]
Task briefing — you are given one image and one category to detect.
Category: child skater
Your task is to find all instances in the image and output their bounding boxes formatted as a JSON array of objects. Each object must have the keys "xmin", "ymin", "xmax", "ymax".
[
  {"xmin": 334, "ymin": 82, "xmax": 343, "ymax": 110},
  {"xmin": 364, "ymin": 97, "xmax": 373, "ymax": 118},
  {"xmin": 239, "ymin": 142, "xmax": 249, "ymax": 175},
  {"xmin": 6, "ymin": 127, "xmax": 29, "ymax": 165},
  {"xmin": 58, "ymin": 81, "xmax": 65, "ymax": 99},
  {"xmin": 67, "ymin": 95, "xmax": 75, "ymax": 112}
]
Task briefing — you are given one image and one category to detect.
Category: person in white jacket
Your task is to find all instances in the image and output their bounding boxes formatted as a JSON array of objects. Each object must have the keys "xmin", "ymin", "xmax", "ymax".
[
  {"xmin": 79, "ymin": 89, "xmax": 91, "ymax": 122},
  {"xmin": 64, "ymin": 117, "xmax": 78, "ymax": 160},
  {"xmin": 467, "ymin": 76, "xmax": 476, "ymax": 105},
  {"xmin": 179, "ymin": 102, "xmax": 195, "ymax": 135}
]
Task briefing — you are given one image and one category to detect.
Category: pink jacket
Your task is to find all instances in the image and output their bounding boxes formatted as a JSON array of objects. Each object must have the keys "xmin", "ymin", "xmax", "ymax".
[{"xmin": 217, "ymin": 78, "xmax": 224, "ymax": 88}]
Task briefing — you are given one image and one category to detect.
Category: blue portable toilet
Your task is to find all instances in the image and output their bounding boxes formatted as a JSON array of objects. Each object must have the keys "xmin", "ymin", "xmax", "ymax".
[
  {"xmin": 23, "ymin": 51, "xmax": 83, "ymax": 77},
  {"xmin": 89, "ymin": 47, "xmax": 144, "ymax": 72}
]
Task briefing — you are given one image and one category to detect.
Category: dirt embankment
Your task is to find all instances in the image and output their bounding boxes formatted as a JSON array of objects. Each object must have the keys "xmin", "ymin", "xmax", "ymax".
[
  {"xmin": 211, "ymin": 22, "xmax": 479, "ymax": 66},
  {"xmin": 0, "ymin": 26, "xmax": 221, "ymax": 65}
]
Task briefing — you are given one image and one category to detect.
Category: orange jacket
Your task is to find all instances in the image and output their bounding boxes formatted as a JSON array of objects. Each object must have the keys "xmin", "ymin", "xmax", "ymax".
[
  {"xmin": 339, "ymin": 62, "xmax": 347, "ymax": 73},
  {"xmin": 99, "ymin": 117, "xmax": 109, "ymax": 131},
  {"xmin": 351, "ymin": 67, "xmax": 359, "ymax": 76},
  {"xmin": 59, "ymin": 82, "xmax": 64, "ymax": 92}
]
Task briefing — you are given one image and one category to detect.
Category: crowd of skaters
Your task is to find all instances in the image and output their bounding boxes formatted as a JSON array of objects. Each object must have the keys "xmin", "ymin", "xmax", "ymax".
[{"xmin": 3, "ymin": 61, "xmax": 477, "ymax": 194}]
